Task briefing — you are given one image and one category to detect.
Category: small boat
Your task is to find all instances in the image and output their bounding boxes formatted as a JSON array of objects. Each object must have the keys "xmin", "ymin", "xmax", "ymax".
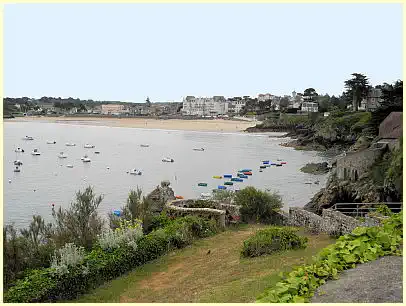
[
  {"xmin": 84, "ymin": 144, "xmax": 95, "ymax": 148},
  {"xmin": 65, "ymin": 143, "xmax": 76, "ymax": 146},
  {"xmin": 281, "ymin": 162, "xmax": 287, "ymax": 165},
  {"xmin": 81, "ymin": 155, "xmax": 91, "ymax": 162},
  {"xmin": 270, "ymin": 163, "xmax": 277, "ymax": 166},
  {"xmin": 14, "ymin": 166, "xmax": 21, "ymax": 172},
  {"xmin": 263, "ymin": 161, "xmax": 270, "ymax": 164},
  {"xmin": 198, "ymin": 183, "xmax": 208, "ymax": 187},
  {"xmin": 259, "ymin": 170, "xmax": 263, "ymax": 172},
  {"xmin": 140, "ymin": 144, "xmax": 150, "ymax": 148},
  {"xmin": 46, "ymin": 140, "xmax": 56, "ymax": 144},
  {"xmin": 193, "ymin": 148, "xmax": 205, "ymax": 151},
  {"xmin": 277, "ymin": 159, "xmax": 283, "ymax": 161},
  {"xmin": 13, "ymin": 160, "xmax": 23, "ymax": 166},
  {"xmin": 239, "ymin": 169, "xmax": 252, "ymax": 172},
  {"xmin": 276, "ymin": 164, "xmax": 282, "ymax": 167},
  {"xmin": 260, "ymin": 165, "xmax": 267, "ymax": 169},
  {"xmin": 231, "ymin": 178, "xmax": 243, "ymax": 182},
  {"xmin": 243, "ymin": 172, "xmax": 252, "ymax": 175},
  {"xmin": 15, "ymin": 147, "xmax": 25, "ymax": 153},
  {"xmin": 94, "ymin": 151, "xmax": 100, "ymax": 154},
  {"xmin": 224, "ymin": 182, "xmax": 233, "ymax": 186},
  {"xmin": 305, "ymin": 182, "xmax": 312, "ymax": 185},
  {"xmin": 22, "ymin": 136, "xmax": 34, "ymax": 140},
  {"xmin": 224, "ymin": 174, "xmax": 232, "ymax": 178},
  {"xmin": 162, "ymin": 157, "xmax": 174, "ymax": 162},
  {"xmin": 31, "ymin": 149, "xmax": 41, "ymax": 155},
  {"xmin": 129, "ymin": 169, "xmax": 142, "ymax": 175},
  {"xmin": 218, "ymin": 185, "xmax": 227, "ymax": 190},
  {"xmin": 238, "ymin": 174, "xmax": 248, "ymax": 179},
  {"xmin": 213, "ymin": 175, "xmax": 222, "ymax": 179},
  {"xmin": 113, "ymin": 210, "xmax": 122, "ymax": 217},
  {"xmin": 200, "ymin": 193, "xmax": 211, "ymax": 198},
  {"xmin": 314, "ymin": 180, "xmax": 320, "ymax": 185},
  {"xmin": 58, "ymin": 152, "xmax": 68, "ymax": 158},
  {"xmin": 175, "ymin": 195, "xmax": 184, "ymax": 199},
  {"xmin": 66, "ymin": 165, "xmax": 74, "ymax": 168}
]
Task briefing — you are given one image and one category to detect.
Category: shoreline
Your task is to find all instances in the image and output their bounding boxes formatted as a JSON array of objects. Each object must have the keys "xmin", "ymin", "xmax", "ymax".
[{"xmin": 7, "ymin": 116, "xmax": 258, "ymax": 133}]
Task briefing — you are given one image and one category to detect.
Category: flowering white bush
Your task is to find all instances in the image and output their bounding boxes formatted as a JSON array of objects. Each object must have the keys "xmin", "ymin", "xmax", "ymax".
[
  {"xmin": 50, "ymin": 243, "xmax": 85, "ymax": 276},
  {"xmin": 98, "ymin": 219, "xmax": 143, "ymax": 251}
]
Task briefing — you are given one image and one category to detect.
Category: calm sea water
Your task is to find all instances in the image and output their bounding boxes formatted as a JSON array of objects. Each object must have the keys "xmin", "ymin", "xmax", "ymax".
[{"xmin": 4, "ymin": 121, "xmax": 329, "ymax": 228}]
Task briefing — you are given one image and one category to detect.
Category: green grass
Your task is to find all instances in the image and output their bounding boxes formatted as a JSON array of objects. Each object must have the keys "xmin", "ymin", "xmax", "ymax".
[{"xmin": 75, "ymin": 224, "xmax": 334, "ymax": 303}]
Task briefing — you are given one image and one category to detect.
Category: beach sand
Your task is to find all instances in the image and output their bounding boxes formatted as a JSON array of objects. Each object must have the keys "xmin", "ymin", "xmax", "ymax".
[{"xmin": 10, "ymin": 116, "xmax": 257, "ymax": 133}]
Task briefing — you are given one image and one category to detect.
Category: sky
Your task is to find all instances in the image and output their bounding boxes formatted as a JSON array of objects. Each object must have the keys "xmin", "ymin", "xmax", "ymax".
[{"xmin": 4, "ymin": 3, "xmax": 403, "ymax": 103}]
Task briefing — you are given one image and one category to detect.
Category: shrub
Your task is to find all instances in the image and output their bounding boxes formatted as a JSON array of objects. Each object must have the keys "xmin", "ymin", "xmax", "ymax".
[
  {"xmin": 97, "ymin": 219, "xmax": 143, "ymax": 252},
  {"xmin": 50, "ymin": 243, "xmax": 85, "ymax": 276},
  {"xmin": 146, "ymin": 212, "xmax": 173, "ymax": 233},
  {"xmin": 188, "ymin": 200, "xmax": 217, "ymax": 209},
  {"xmin": 4, "ymin": 216, "xmax": 220, "ymax": 302},
  {"xmin": 241, "ymin": 227, "xmax": 308, "ymax": 258},
  {"xmin": 212, "ymin": 190, "xmax": 235, "ymax": 204},
  {"xmin": 235, "ymin": 187, "xmax": 283, "ymax": 223},
  {"xmin": 256, "ymin": 211, "xmax": 403, "ymax": 303}
]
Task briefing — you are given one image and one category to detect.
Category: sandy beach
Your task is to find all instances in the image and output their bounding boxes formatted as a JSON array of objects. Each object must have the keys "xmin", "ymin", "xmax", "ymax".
[{"xmin": 9, "ymin": 116, "xmax": 258, "ymax": 133}]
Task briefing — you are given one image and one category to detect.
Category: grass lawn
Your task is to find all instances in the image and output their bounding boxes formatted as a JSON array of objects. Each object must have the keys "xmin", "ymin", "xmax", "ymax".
[{"xmin": 75, "ymin": 224, "xmax": 334, "ymax": 303}]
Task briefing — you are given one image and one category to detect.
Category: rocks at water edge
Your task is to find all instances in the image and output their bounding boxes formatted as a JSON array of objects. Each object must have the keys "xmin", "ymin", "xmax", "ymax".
[
  {"xmin": 300, "ymin": 162, "xmax": 330, "ymax": 175},
  {"xmin": 146, "ymin": 180, "xmax": 176, "ymax": 213}
]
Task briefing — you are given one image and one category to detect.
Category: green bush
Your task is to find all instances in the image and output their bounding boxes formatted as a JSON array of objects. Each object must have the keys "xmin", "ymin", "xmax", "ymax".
[
  {"xmin": 235, "ymin": 187, "xmax": 283, "ymax": 224},
  {"xmin": 256, "ymin": 211, "xmax": 403, "ymax": 303},
  {"xmin": 4, "ymin": 216, "xmax": 219, "ymax": 302},
  {"xmin": 188, "ymin": 200, "xmax": 217, "ymax": 209},
  {"xmin": 146, "ymin": 212, "xmax": 173, "ymax": 233},
  {"xmin": 241, "ymin": 227, "xmax": 308, "ymax": 258}
]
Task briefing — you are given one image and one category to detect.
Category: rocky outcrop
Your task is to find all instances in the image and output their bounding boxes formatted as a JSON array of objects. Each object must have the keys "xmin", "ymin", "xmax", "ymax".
[
  {"xmin": 146, "ymin": 180, "xmax": 176, "ymax": 213},
  {"xmin": 300, "ymin": 162, "xmax": 330, "ymax": 174}
]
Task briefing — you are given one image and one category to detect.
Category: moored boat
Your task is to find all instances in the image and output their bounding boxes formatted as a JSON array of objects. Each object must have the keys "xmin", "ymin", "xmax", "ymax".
[
  {"xmin": 224, "ymin": 182, "xmax": 233, "ymax": 186},
  {"xmin": 198, "ymin": 183, "xmax": 208, "ymax": 187},
  {"xmin": 58, "ymin": 152, "xmax": 68, "ymax": 158},
  {"xmin": 218, "ymin": 185, "xmax": 227, "ymax": 190},
  {"xmin": 238, "ymin": 174, "xmax": 248, "ymax": 178},
  {"xmin": 13, "ymin": 160, "xmax": 23, "ymax": 166},
  {"xmin": 15, "ymin": 147, "xmax": 25, "ymax": 153},
  {"xmin": 66, "ymin": 164, "xmax": 74, "ymax": 168},
  {"xmin": 84, "ymin": 144, "xmax": 95, "ymax": 148},
  {"xmin": 46, "ymin": 140, "xmax": 56, "ymax": 144},
  {"xmin": 231, "ymin": 178, "xmax": 243, "ymax": 182},
  {"xmin": 22, "ymin": 136, "xmax": 34, "ymax": 140},
  {"xmin": 243, "ymin": 171, "xmax": 252, "ymax": 175},
  {"xmin": 81, "ymin": 154, "xmax": 91, "ymax": 162},
  {"xmin": 129, "ymin": 168, "xmax": 142, "ymax": 175},
  {"xmin": 175, "ymin": 195, "xmax": 184, "ymax": 199},
  {"xmin": 281, "ymin": 162, "xmax": 287, "ymax": 165},
  {"xmin": 200, "ymin": 193, "xmax": 211, "ymax": 198},
  {"xmin": 212, "ymin": 175, "xmax": 222, "ymax": 179},
  {"xmin": 65, "ymin": 143, "xmax": 76, "ymax": 146},
  {"xmin": 260, "ymin": 165, "xmax": 267, "ymax": 169},
  {"xmin": 193, "ymin": 148, "xmax": 205, "ymax": 151},
  {"xmin": 31, "ymin": 149, "xmax": 41, "ymax": 155},
  {"xmin": 14, "ymin": 166, "xmax": 21, "ymax": 172},
  {"xmin": 140, "ymin": 144, "xmax": 150, "ymax": 147},
  {"xmin": 223, "ymin": 174, "xmax": 232, "ymax": 178},
  {"xmin": 162, "ymin": 157, "xmax": 174, "ymax": 162}
]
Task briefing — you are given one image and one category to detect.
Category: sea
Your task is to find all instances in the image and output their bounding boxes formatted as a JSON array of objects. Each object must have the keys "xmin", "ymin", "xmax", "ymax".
[{"xmin": 4, "ymin": 120, "xmax": 330, "ymax": 229}]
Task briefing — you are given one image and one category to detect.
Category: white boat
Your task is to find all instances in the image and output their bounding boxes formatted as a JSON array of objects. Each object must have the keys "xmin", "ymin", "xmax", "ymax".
[
  {"xmin": 140, "ymin": 144, "xmax": 150, "ymax": 148},
  {"xmin": 13, "ymin": 160, "xmax": 23, "ymax": 166},
  {"xmin": 193, "ymin": 148, "xmax": 205, "ymax": 151},
  {"xmin": 31, "ymin": 149, "xmax": 41, "ymax": 155},
  {"xmin": 22, "ymin": 136, "xmax": 34, "ymax": 140},
  {"xmin": 14, "ymin": 166, "xmax": 21, "ymax": 172},
  {"xmin": 58, "ymin": 152, "xmax": 68, "ymax": 158},
  {"xmin": 84, "ymin": 144, "xmax": 95, "ymax": 148},
  {"xmin": 66, "ymin": 164, "xmax": 74, "ymax": 168},
  {"xmin": 129, "ymin": 168, "xmax": 142, "ymax": 175},
  {"xmin": 65, "ymin": 143, "xmax": 76, "ymax": 146},
  {"xmin": 15, "ymin": 147, "xmax": 25, "ymax": 153},
  {"xmin": 162, "ymin": 157, "xmax": 174, "ymax": 162},
  {"xmin": 81, "ymin": 155, "xmax": 91, "ymax": 162},
  {"xmin": 46, "ymin": 140, "xmax": 56, "ymax": 144},
  {"xmin": 200, "ymin": 193, "xmax": 211, "ymax": 198}
]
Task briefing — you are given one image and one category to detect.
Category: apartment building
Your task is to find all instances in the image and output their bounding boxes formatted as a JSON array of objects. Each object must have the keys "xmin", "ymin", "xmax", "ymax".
[{"xmin": 182, "ymin": 96, "xmax": 229, "ymax": 116}]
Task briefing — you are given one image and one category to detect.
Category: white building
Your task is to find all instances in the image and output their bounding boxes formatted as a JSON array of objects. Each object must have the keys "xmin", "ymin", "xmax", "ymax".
[
  {"xmin": 227, "ymin": 97, "xmax": 247, "ymax": 114},
  {"xmin": 182, "ymin": 96, "xmax": 228, "ymax": 116},
  {"xmin": 101, "ymin": 104, "xmax": 129, "ymax": 115},
  {"xmin": 301, "ymin": 102, "xmax": 319, "ymax": 113},
  {"xmin": 257, "ymin": 93, "xmax": 274, "ymax": 102}
]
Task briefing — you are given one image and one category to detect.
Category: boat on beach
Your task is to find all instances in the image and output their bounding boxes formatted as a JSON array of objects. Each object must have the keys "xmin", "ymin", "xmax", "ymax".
[
  {"xmin": 175, "ymin": 195, "xmax": 184, "ymax": 199},
  {"xmin": 200, "ymin": 193, "xmax": 211, "ymax": 198}
]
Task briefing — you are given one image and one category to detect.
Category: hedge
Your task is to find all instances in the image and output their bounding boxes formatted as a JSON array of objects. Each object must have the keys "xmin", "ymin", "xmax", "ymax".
[
  {"xmin": 4, "ymin": 216, "xmax": 219, "ymax": 302},
  {"xmin": 256, "ymin": 211, "xmax": 403, "ymax": 303},
  {"xmin": 241, "ymin": 227, "xmax": 308, "ymax": 258}
]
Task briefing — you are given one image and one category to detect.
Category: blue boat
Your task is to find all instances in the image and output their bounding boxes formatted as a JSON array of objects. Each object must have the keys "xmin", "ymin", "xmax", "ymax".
[
  {"xmin": 263, "ymin": 161, "xmax": 269, "ymax": 164},
  {"xmin": 231, "ymin": 178, "xmax": 243, "ymax": 182},
  {"xmin": 113, "ymin": 210, "xmax": 122, "ymax": 217},
  {"xmin": 270, "ymin": 163, "xmax": 277, "ymax": 166},
  {"xmin": 218, "ymin": 185, "xmax": 227, "ymax": 190},
  {"xmin": 238, "ymin": 174, "xmax": 248, "ymax": 179},
  {"xmin": 224, "ymin": 174, "xmax": 232, "ymax": 178}
]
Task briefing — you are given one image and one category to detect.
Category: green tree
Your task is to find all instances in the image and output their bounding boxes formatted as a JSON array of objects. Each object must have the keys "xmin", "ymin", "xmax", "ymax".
[
  {"xmin": 317, "ymin": 94, "xmax": 331, "ymax": 112},
  {"xmin": 145, "ymin": 97, "xmax": 152, "ymax": 107},
  {"xmin": 279, "ymin": 97, "xmax": 290, "ymax": 110},
  {"xmin": 52, "ymin": 186, "xmax": 105, "ymax": 250},
  {"xmin": 344, "ymin": 73, "xmax": 371, "ymax": 111},
  {"xmin": 235, "ymin": 187, "xmax": 283, "ymax": 224},
  {"xmin": 303, "ymin": 88, "xmax": 318, "ymax": 102}
]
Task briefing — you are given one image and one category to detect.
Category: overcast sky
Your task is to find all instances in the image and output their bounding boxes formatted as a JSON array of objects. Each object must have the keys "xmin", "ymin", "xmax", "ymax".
[{"xmin": 4, "ymin": 3, "xmax": 403, "ymax": 102}]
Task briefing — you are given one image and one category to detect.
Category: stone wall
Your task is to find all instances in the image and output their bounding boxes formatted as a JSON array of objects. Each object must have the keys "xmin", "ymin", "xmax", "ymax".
[
  {"xmin": 165, "ymin": 199, "xmax": 242, "ymax": 228},
  {"xmin": 288, "ymin": 207, "xmax": 382, "ymax": 236},
  {"xmin": 336, "ymin": 147, "xmax": 386, "ymax": 181}
]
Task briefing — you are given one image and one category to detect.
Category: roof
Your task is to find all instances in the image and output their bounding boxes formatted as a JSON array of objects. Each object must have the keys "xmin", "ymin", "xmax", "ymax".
[{"xmin": 379, "ymin": 112, "xmax": 403, "ymax": 139}]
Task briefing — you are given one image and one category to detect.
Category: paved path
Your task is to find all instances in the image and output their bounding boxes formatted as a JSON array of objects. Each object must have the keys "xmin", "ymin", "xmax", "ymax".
[{"xmin": 311, "ymin": 256, "xmax": 403, "ymax": 303}]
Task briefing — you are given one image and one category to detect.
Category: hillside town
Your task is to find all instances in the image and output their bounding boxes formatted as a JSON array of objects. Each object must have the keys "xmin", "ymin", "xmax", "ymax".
[{"xmin": 3, "ymin": 85, "xmax": 384, "ymax": 119}]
